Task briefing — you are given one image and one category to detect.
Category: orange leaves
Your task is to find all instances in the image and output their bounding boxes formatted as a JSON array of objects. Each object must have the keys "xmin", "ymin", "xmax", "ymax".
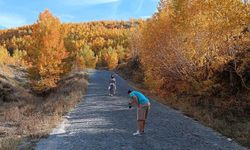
[
  {"xmin": 92, "ymin": 37, "xmax": 105, "ymax": 52},
  {"xmin": 26, "ymin": 10, "xmax": 68, "ymax": 92},
  {"xmin": 61, "ymin": 20, "xmax": 139, "ymax": 71},
  {"xmin": 133, "ymin": 0, "xmax": 250, "ymax": 93},
  {"xmin": 98, "ymin": 47, "xmax": 118, "ymax": 70},
  {"xmin": 0, "ymin": 18, "xmax": 141, "ymax": 75},
  {"xmin": 76, "ymin": 45, "xmax": 97, "ymax": 69}
]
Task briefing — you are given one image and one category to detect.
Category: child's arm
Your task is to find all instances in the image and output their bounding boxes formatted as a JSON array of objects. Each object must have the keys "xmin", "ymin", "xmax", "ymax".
[{"xmin": 129, "ymin": 96, "xmax": 139, "ymax": 108}]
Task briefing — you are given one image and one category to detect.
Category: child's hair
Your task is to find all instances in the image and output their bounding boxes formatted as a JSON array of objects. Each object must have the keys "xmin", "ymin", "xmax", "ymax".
[{"xmin": 128, "ymin": 90, "xmax": 132, "ymax": 94}]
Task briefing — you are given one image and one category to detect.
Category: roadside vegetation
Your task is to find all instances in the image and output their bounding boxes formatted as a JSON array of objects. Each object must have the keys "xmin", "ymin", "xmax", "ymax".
[
  {"xmin": 0, "ymin": 55, "xmax": 88, "ymax": 149},
  {"xmin": 0, "ymin": 0, "xmax": 250, "ymax": 148},
  {"xmin": 118, "ymin": 0, "xmax": 250, "ymax": 147},
  {"xmin": 0, "ymin": 68, "xmax": 88, "ymax": 149},
  {"xmin": 0, "ymin": 11, "xmax": 90, "ymax": 149},
  {"xmin": 0, "ymin": 9, "xmax": 137, "ymax": 149}
]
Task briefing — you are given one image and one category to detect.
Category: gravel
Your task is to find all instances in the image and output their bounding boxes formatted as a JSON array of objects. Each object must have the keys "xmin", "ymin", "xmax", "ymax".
[{"xmin": 36, "ymin": 69, "xmax": 246, "ymax": 150}]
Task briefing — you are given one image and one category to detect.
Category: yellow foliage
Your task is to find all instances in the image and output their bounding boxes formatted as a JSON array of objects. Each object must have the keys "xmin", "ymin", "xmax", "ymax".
[
  {"xmin": 0, "ymin": 47, "xmax": 11, "ymax": 64},
  {"xmin": 77, "ymin": 45, "xmax": 97, "ymax": 68},
  {"xmin": 13, "ymin": 49, "xmax": 27, "ymax": 65},
  {"xmin": 0, "ymin": 18, "xmax": 142, "ymax": 71},
  {"xmin": 98, "ymin": 47, "xmax": 118, "ymax": 70},
  {"xmin": 26, "ymin": 9, "xmax": 68, "ymax": 92},
  {"xmin": 133, "ymin": 0, "xmax": 250, "ymax": 92}
]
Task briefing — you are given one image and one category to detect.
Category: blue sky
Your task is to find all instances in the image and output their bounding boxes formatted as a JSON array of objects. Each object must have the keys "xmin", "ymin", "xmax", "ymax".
[{"xmin": 0, "ymin": 0, "xmax": 159, "ymax": 28}]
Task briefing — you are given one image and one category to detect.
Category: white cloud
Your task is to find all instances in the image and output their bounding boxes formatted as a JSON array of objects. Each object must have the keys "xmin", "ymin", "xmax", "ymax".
[
  {"xmin": 0, "ymin": 14, "xmax": 27, "ymax": 28},
  {"xmin": 63, "ymin": 0, "xmax": 120, "ymax": 6},
  {"xmin": 58, "ymin": 14, "xmax": 76, "ymax": 22},
  {"xmin": 140, "ymin": 15, "xmax": 151, "ymax": 19}
]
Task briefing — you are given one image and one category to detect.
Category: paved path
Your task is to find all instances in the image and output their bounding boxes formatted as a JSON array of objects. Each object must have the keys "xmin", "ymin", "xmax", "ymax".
[{"xmin": 36, "ymin": 70, "xmax": 246, "ymax": 150}]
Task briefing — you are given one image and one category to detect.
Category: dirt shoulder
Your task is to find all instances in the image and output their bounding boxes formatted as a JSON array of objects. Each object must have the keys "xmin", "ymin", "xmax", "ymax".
[
  {"xmin": 116, "ymin": 66, "xmax": 250, "ymax": 148},
  {"xmin": 0, "ymin": 64, "xmax": 88, "ymax": 150}
]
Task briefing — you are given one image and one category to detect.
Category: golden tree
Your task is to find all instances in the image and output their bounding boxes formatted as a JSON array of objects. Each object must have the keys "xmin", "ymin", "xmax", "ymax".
[
  {"xmin": 77, "ymin": 45, "xmax": 97, "ymax": 68},
  {"xmin": 134, "ymin": 0, "xmax": 250, "ymax": 92},
  {"xmin": 98, "ymin": 47, "xmax": 118, "ymax": 70},
  {"xmin": 26, "ymin": 9, "xmax": 68, "ymax": 92}
]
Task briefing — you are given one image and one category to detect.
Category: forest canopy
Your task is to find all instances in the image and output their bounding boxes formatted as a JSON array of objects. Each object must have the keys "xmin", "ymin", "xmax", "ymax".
[{"xmin": 0, "ymin": 10, "xmax": 141, "ymax": 91}]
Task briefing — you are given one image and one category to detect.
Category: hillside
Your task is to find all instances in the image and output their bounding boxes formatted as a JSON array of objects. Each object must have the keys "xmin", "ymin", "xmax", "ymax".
[
  {"xmin": 0, "ymin": 1, "xmax": 250, "ymax": 148},
  {"xmin": 0, "ymin": 20, "xmax": 140, "ymax": 59},
  {"xmin": 0, "ymin": 62, "xmax": 88, "ymax": 149},
  {"xmin": 0, "ymin": 14, "xmax": 141, "ymax": 148}
]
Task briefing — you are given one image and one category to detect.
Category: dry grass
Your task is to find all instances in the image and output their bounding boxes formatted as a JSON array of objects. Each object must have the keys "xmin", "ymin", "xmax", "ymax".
[
  {"xmin": 0, "ymin": 136, "xmax": 21, "ymax": 150},
  {"xmin": 140, "ymin": 90, "xmax": 250, "ymax": 148},
  {"xmin": 167, "ymin": 95, "xmax": 250, "ymax": 148},
  {"xmin": 0, "ymin": 65, "xmax": 88, "ymax": 150},
  {"xmin": 117, "ymin": 65, "xmax": 250, "ymax": 148}
]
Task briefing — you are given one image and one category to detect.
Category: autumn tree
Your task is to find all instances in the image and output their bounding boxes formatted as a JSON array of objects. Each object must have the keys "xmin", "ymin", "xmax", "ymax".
[
  {"xmin": 0, "ymin": 20, "xmax": 140, "ymax": 71},
  {"xmin": 134, "ymin": 0, "xmax": 250, "ymax": 92},
  {"xmin": 26, "ymin": 9, "xmax": 68, "ymax": 92},
  {"xmin": 77, "ymin": 45, "xmax": 97, "ymax": 68},
  {"xmin": 116, "ymin": 45, "xmax": 126, "ymax": 63},
  {"xmin": 98, "ymin": 47, "xmax": 118, "ymax": 70},
  {"xmin": 13, "ymin": 49, "xmax": 27, "ymax": 65}
]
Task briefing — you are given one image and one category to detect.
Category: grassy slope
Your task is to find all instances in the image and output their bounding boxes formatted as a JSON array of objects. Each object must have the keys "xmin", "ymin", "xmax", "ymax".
[{"xmin": 0, "ymin": 64, "xmax": 88, "ymax": 150}]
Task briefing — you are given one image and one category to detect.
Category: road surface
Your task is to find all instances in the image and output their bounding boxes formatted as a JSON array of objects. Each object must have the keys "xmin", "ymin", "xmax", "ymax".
[{"xmin": 36, "ymin": 70, "xmax": 246, "ymax": 150}]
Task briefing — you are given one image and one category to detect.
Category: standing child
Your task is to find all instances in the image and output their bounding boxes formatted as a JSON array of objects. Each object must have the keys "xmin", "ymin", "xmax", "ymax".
[{"xmin": 108, "ymin": 74, "xmax": 116, "ymax": 96}]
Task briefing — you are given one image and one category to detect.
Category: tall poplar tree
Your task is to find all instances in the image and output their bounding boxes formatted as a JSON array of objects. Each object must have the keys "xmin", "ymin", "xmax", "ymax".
[{"xmin": 26, "ymin": 9, "xmax": 68, "ymax": 91}]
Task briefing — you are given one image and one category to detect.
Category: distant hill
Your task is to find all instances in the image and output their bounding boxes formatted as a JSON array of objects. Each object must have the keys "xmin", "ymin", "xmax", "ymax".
[{"xmin": 0, "ymin": 20, "xmax": 142, "ymax": 52}]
